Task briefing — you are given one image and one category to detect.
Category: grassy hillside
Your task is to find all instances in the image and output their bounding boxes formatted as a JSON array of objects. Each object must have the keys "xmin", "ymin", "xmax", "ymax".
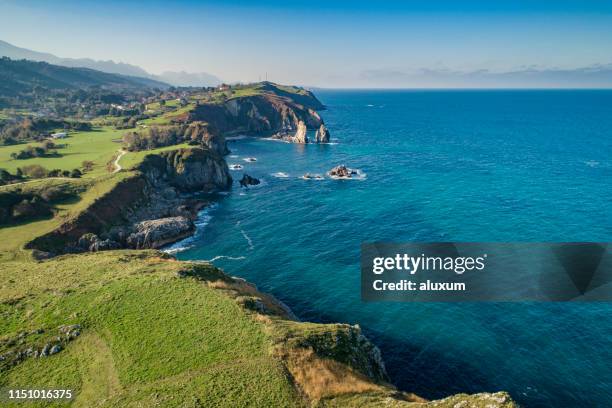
[
  {"xmin": 0, "ymin": 57, "xmax": 167, "ymax": 97},
  {"xmin": 0, "ymin": 252, "xmax": 299, "ymax": 407}
]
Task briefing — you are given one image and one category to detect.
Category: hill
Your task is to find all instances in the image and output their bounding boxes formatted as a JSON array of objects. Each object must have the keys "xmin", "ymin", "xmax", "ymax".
[
  {"xmin": 0, "ymin": 57, "xmax": 168, "ymax": 97},
  {"xmin": 0, "ymin": 39, "xmax": 221, "ymax": 87}
]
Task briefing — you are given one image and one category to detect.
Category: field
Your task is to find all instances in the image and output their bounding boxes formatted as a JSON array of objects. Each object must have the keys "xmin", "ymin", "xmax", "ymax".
[{"xmin": 0, "ymin": 128, "xmax": 124, "ymax": 177}]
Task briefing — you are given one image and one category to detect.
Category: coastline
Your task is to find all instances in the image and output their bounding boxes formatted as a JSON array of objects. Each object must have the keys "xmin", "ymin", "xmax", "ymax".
[{"xmin": 1, "ymin": 84, "xmax": 521, "ymax": 407}]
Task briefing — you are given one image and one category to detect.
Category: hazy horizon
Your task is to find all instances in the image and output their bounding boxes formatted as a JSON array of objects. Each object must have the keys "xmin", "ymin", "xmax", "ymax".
[{"xmin": 2, "ymin": 0, "xmax": 612, "ymax": 88}]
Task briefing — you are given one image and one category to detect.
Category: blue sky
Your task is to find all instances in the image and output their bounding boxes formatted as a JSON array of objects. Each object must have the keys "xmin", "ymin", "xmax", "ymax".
[{"xmin": 1, "ymin": 0, "xmax": 612, "ymax": 87}]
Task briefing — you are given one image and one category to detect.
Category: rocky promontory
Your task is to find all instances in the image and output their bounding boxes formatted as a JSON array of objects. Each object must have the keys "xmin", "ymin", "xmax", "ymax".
[{"xmin": 27, "ymin": 147, "xmax": 231, "ymax": 254}]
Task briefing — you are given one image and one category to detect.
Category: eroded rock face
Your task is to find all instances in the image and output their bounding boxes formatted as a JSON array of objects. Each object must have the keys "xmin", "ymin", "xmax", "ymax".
[
  {"xmin": 127, "ymin": 216, "xmax": 195, "ymax": 249},
  {"xmin": 314, "ymin": 124, "xmax": 330, "ymax": 143},
  {"xmin": 293, "ymin": 121, "xmax": 308, "ymax": 144},
  {"xmin": 139, "ymin": 147, "xmax": 232, "ymax": 193},
  {"xmin": 189, "ymin": 93, "xmax": 323, "ymax": 137}
]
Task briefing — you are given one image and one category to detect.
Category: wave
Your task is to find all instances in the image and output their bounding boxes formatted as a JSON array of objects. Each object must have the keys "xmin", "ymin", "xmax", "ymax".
[
  {"xmin": 206, "ymin": 255, "xmax": 247, "ymax": 262},
  {"xmin": 272, "ymin": 172, "xmax": 290, "ymax": 178},
  {"xmin": 237, "ymin": 221, "xmax": 254, "ymax": 250},
  {"xmin": 161, "ymin": 203, "xmax": 218, "ymax": 254},
  {"xmin": 226, "ymin": 135, "xmax": 249, "ymax": 141},
  {"xmin": 585, "ymin": 160, "xmax": 600, "ymax": 168},
  {"xmin": 229, "ymin": 164, "xmax": 244, "ymax": 170}
]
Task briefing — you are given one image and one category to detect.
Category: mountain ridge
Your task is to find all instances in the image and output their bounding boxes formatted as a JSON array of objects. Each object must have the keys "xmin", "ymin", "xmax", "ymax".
[{"xmin": 0, "ymin": 39, "xmax": 222, "ymax": 87}]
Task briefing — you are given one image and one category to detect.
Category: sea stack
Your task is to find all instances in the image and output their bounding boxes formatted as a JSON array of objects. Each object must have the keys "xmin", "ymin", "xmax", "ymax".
[
  {"xmin": 293, "ymin": 121, "xmax": 308, "ymax": 144},
  {"xmin": 315, "ymin": 124, "xmax": 331, "ymax": 143}
]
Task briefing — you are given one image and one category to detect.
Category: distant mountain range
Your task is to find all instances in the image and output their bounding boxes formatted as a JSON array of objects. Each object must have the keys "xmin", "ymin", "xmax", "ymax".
[
  {"xmin": 0, "ymin": 57, "xmax": 167, "ymax": 97},
  {"xmin": 0, "ymin": 40, "xmax": 222, "ymax": 87}
]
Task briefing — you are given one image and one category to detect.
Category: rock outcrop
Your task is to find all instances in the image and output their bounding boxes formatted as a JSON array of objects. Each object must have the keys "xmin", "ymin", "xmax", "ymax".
[
  {"xmin": 292, "ymin": 121, "xmax": 308, "ymax": 143},
  {"xmin": 328, "ymin": 165, "xmax": 357, "ymax": 178},
  {"xmin": 127, "ymin": 216, "xmax": 195, "ymax": 249},
  {"xmin": 239, "ymin": 174, "xmax": 260, "ymax": 187},
  {"xmin": 314, "ymin": 124, "xmax": 330, "ymax": 143},
  {"xmin": 139, "ymin": 147, "xmax": 232, "ymax": 193},
  {"xmin": 186, "ymin": 122, "xmax": 229, "ymax": 156}
]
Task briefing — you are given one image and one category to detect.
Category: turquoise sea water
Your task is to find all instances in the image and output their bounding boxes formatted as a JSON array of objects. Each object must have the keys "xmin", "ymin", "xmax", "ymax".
[{"xmin": 175, "ymin": 90, "xmax": 612, "ymax": 407}]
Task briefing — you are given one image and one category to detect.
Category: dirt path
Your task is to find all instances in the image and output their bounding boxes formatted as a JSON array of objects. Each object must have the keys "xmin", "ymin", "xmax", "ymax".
[
  {"xmin": 73, "ymin": 333, "xmax": 123, "ymax": 407},
  {"xmin": 112, "ymin": 149, "xmax": 126, "ymax": 173}
]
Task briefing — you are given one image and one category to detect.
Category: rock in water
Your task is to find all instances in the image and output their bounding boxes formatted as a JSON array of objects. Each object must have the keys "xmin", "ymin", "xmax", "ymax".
[
  {"xmin": 293, "ymin": 121, "xmax": 308, "ymax": 144},
  {"xmin": 315, "ymin": 124, "xmax": 331, "ymax": 143},
  {"xmin": 239, "ymin": 174, "xmax": 261, "ymax": 187},
  {"xmin": 328, "ymin": 165, "xmax": 356, "ymax": 178}
]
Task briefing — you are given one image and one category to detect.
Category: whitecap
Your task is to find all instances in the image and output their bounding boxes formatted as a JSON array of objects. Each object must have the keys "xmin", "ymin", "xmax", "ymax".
[
  {"xmin": 206, "ymin": 255, "xmax": 247, "ymax": 262},
  {"xmin": 272, "ymin": 172, "xmax": 290, "ymax": 178},
  {"xmin": 161, "ymin": 203, "xmax": 218, "ymax": 254},
  {"xmin": 229, "ymin": 164, "xmax": 244, "ymax": 170},
  {"xmin": 237, "ymin": 221, "xmax": 255, "ymax": 250},
  {"xmin": 229, "ymin": 155, "xmax": 239, "ymax": 158},
  {"xmin": 585, "ymin": 160, "xmax": 599, "ymax": 168},
  {"xmin": 243, "ymin": 157, "xmax": 257, "ymax": 162}
]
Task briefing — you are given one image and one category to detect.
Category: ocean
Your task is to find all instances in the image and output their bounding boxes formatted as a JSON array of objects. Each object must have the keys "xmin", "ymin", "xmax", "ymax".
[{"xmin": 172, "ymin": 90, "xmax": 612, "ymax": 407}]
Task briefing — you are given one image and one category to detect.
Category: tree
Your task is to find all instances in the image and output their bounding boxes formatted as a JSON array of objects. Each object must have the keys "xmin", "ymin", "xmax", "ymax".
[
  {"xmin": 70, "ymin": 169, "xmax": 82, "ymax": 178},
  {"xmin": 82, "ymin": 160, "xmax": 95, "ymax": 172}
]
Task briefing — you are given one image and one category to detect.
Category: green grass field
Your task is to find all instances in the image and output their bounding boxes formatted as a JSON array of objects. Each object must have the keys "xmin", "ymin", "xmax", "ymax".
[
  {"xmin": 0, "ymin": 251, "xmax": 300, "ymax": 407},
  {"xmin": 0, "ymin": 128, "xmax": 124, "ymax": 177}
]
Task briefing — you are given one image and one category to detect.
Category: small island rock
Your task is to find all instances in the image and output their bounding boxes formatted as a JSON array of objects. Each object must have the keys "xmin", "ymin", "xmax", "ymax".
[{"xmin": 239, "ymin": 174, "xmax": 261, "ymax": 187}]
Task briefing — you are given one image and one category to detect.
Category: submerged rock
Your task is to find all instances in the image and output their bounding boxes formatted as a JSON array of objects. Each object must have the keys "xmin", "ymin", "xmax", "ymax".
[
  {"xmin": 239, "ymin": 174, "xmax": 261, "ymax": 187},
  {"xmin": 314, "ymin": 124, "xmax": 331, "ymax": 143}
]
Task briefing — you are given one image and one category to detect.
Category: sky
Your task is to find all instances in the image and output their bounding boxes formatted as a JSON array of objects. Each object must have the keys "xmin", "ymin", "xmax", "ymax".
[{"xmin": 1, "ymin": 0, "xmax": 612, "ymax": 87}]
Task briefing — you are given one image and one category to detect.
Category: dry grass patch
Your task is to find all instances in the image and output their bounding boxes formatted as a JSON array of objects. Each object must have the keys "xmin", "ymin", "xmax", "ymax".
[{"xmin": 283, "ymin": 347, "xmax": 382, "ymax": 402}]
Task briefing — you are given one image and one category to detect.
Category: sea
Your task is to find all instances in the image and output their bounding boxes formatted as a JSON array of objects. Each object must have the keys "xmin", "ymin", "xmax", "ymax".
[{"xmin": 171, "ymin": 90, "xmax": 612, "ymax": 407}]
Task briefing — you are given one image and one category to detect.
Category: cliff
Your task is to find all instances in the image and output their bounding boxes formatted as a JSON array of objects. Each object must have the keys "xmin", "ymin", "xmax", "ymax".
[
  {"xmin": 26, "ymin": 147, "xmax": 231, "ymax": 254},
  {"xmin": 184, "ymin": 83, "xmax": 325, "ymax": 138}
]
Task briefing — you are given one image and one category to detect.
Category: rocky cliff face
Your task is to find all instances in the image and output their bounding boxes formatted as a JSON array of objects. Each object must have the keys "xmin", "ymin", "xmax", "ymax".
[
  {"xmin": 292, "ymin": 120, "xmax": 308, "ymax": 143},
  {"xmin": 189, "ymin": 93, "xmax": 323, "ymax": 137},
  {"xmin": 27, "ymin": 147, "xmax": 231, "ymax": 254},
  {"xmin": 185, "ymin": 122, "xmax": 229, "ymax": 156},
  {"xmin": 139, "ymin": 148, "xmax": 232, "ymax": 193}
]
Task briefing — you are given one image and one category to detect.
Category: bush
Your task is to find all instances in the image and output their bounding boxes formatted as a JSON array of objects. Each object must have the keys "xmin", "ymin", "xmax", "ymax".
[
  {"xmin": 20, "ymin": 164, "xmax": 48, "ymax": 179},
  {"xmin": 82, "ymin": 160, "xmax": 95, "ymax": 172}
]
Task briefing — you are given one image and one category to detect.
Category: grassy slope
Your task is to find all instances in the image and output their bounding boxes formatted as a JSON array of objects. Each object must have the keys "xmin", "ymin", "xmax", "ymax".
[
  {"xmin": 0, "ymin": 128, "xmax": 123, "ymax": 177},
  {"xmin": 0, "ymin": 252, "xmax": 299, "ymax": 407}
]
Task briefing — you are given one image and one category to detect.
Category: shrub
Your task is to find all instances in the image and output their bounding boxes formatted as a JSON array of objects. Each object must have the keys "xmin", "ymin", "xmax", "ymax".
[{"xmin": 20, "ymin": 164, "xmax": 48, "ymax": 179}]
